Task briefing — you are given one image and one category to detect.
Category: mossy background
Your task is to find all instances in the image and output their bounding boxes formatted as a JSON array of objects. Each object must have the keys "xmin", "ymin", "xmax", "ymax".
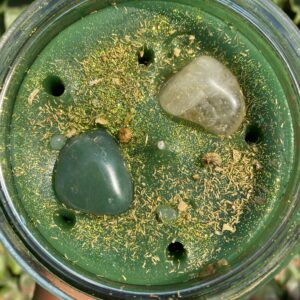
[{"xmin": 0, "ymin": 0, "xmax": 299, "ymax": 299}]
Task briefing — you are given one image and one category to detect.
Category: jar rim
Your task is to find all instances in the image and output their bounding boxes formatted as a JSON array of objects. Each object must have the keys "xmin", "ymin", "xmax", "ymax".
[{"xmin": 0, "ymin": 1, "xmax": 300, "ymax": 299}]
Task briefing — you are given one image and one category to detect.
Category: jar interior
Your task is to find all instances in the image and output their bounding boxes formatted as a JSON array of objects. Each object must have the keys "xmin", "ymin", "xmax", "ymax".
[{"xmin": 1, "ymin": 0, "xmax": 298, "ymax": 294}]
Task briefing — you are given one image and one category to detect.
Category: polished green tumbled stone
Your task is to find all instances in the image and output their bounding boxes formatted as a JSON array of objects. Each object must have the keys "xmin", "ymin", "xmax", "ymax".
[{"xmin": 53, "ymin": 129, "xmax": 133, "ymax": 215}]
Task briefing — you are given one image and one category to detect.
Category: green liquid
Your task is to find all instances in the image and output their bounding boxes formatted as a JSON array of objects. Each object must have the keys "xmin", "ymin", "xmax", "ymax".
[{"xmin": 10, "ymin": 1, "xmax": 294, "ymax": 285}]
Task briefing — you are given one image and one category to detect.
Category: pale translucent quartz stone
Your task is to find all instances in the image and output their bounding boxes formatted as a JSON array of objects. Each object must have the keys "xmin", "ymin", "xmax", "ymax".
[{"xmin": 159, "ymin": 56, "xmax": 246, "ymax": 135}]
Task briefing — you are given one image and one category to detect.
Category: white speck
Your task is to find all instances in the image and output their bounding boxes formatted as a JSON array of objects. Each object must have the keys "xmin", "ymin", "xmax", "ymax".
[{"xmin": 157, "ymin": 141, "xmax": 166, "ymax": 150}]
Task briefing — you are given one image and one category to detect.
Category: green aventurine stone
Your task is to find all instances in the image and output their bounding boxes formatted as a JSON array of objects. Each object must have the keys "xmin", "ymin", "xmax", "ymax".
[{"xmin": 53, "ymin": 129, "xmax": 133, "ymax": 215}]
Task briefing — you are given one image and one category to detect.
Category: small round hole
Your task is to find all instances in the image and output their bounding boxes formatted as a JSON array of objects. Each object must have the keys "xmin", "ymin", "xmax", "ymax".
[
  {"xmin": 245, "ymin": 125, "xmax": 263, "ymax": 144},
  {"xmin": 137, "ymin": 46, "xmax": 155, "ymax": 66},
  {"xmin": 43, "ymin": 75, "xmax": 65, "ymax": 97},
  {"xmin": 53, "ymin": 209, "xmax": 76, "ymax": 230},
  {"xmin": 167, "ymin": 241, "xmax": 187, "ymax": 262}
]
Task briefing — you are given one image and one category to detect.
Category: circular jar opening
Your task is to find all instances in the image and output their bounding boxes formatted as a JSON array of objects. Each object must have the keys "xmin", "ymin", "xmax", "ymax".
[{"xmin": 0, "ymin": 0, "xmax": 300, "ymax": 299}]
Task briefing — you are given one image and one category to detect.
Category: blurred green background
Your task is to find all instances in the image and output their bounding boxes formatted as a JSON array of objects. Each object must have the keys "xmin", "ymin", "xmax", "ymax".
[{"xmin": 0, "ymin": 0, "xmax": 299, "ymax": 299}]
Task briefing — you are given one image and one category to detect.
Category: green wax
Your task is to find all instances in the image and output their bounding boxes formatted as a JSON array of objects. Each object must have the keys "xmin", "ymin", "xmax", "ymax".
[{"xmin": 10, "ymin": 1, "xmax": 294, "ymax": 285}]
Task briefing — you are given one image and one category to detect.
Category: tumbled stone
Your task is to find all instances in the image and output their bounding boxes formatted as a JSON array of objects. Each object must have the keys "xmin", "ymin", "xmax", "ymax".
[
  {"xmin": 159, "ymin": 55, "xmax": 246, "ymax": 135},
  {"xmin": 156, "ymin": 205, "xmax": 178, "ymax": 223},
  {"xmin": 53, "ymin": 129, "xmax": 133, "ymax": 215},
  {"xmin": 50, "ymin": 134, "xmax": 67, "ymax": 150}
]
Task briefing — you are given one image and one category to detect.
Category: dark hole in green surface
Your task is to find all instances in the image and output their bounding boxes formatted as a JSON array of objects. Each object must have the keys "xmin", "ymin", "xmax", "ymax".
[
  {"xmin": 43, "ymin": 75, "xmax": 65, "ymax": 97},
  {"xmin": 282, "ymin": 1, "xmax": 297, "ymax": 21},
  {"xmin": 7, "ymin": 0, "xmax": 34, "ymax": 6},
  {"xmin": 167, "ymin": 241, "xmax": 187, "ymax": 262},
  {"xmin": 137, "ymin": 46, "xmax": 155, "ymax": 66},
  {"xmin": 53, "ymin": 209, "xmax": 76, "ymax": 230},
  {"xmin": 0, "ymin": 13, "xmax": 5, "ymax": 35},
  {"xmin": 245, "ymin": 124, "xmax": 263, "ymax": 144}
]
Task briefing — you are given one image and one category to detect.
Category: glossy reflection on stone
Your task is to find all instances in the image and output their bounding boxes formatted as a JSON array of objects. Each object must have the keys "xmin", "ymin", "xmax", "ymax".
[
  {"xmin": 53, "ymin": 129, "xmax": 133, "ymax": 215},
  {"xmin": 159, "ymin": 55, "xmax": 246, "ymax": 135}
]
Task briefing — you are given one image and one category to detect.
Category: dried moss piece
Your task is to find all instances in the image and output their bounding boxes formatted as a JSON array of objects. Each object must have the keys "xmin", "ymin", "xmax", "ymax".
[
  {"xmin": 118, "ymin": 128, "xmax": 133, "ymax": 144},
  {"xmin": 28, "ymin": 88, "xmax": 39, "ymax": 106},
  {"xmin": 192, "ymin": 174, "xmax": 200, "ymax": 181},
  {"xmin": 253, "ymin": 159, "xmax": 263, "ymax": 171},
  {"xmin": 222, "ymin": 223, "xmax": 236, "ymax": 234},
  {"xmin": 95, "ymin": 116, "xmax": 109, "ymax": 126},
  {"xmin": 202, "ymin": 152, "xmax": 222, "ymax": 167},
  {"xmin": 173, "ymin": 47, "xmax": 181, "ymax": 57},
  {"xmin": 178, "ymin": 200, "xmax": 189, "ymax": 212}
]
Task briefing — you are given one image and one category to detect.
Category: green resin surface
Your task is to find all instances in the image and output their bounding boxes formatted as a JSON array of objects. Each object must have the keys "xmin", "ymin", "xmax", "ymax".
[{"xmin": 10, "ymin": 1, "xmax": 294, "ymax": 285}]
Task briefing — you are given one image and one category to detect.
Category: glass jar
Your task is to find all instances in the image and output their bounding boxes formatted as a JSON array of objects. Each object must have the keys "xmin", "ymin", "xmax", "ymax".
[{"xmin": 0, "ymin": 0, "xmax": 299, "ymax": 299}]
